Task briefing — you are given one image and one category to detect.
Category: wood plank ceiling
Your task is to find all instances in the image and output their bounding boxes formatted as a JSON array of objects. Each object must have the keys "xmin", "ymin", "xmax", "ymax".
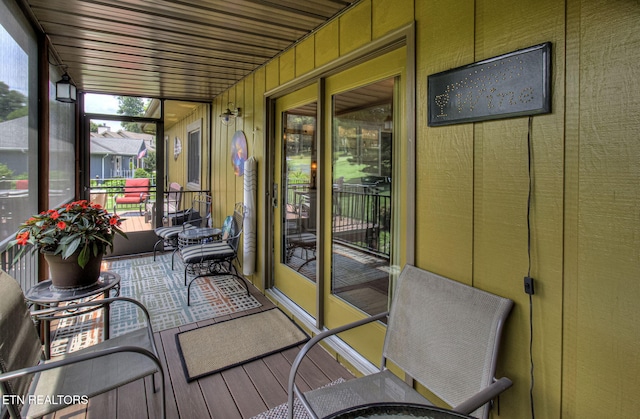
[{"xmin": 21, "ymin": 0, "xmax": 357, "ymax": 102}]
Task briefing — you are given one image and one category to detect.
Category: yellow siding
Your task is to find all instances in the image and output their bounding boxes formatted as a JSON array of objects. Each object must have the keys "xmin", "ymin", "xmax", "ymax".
[
  {"xmin": 314, "ymin": 20, "xmax": 339, "ymax": 67},
  {"xmin": 198, "ymin": 0, "xmax": 640, "ymax": 417},
  {"xmin": 295, "ymin": 36, "xmax": 315, "ymax": 77},
  {"xmin": 279, "ymin": 49, "xmax": 295, "ymax": 85},
  {"xmin": 415, "ymin": 0, "xmax": 475, "ymax": 281},
  {"xmin": 572, "ymin": 1, "xmax": 640, "ymax": 416},
  {"xmin": 339, "ymin": 0, "xmax": 371, "ymax": 55},
  {"xmin": 165, "ymin": 104, "xmax": 209, "ymax": 193},
  {"xmin": 372, "ymin": 0, "xmax": 413, "ymax": 39},
  {"xmin": 265, "ymin": 59, "xmax": 279, "ymax": 92}
]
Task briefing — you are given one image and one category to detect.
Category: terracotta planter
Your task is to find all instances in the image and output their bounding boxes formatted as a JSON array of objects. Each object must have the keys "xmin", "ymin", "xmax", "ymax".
[{"xmin": 43, "ymin": 250, "xmax": 104, "ymax": 289}]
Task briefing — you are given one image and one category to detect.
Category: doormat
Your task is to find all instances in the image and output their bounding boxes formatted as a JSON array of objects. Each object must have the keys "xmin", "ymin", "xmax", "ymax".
[{"xmin": 176, "ymin": 308, "xmax": 309, "ymax": 381}]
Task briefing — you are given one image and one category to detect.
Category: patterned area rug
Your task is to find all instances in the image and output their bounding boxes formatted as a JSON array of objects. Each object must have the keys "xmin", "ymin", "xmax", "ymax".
[{"xmin": 51, "ymin": 253, "xmax": 261, "ymax": 356}]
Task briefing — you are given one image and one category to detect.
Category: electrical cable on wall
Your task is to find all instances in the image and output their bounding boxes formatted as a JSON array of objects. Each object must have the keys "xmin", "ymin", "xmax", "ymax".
[{"xmin": 526, "ymin": 116, "xmax": 535, "ymax": 419}]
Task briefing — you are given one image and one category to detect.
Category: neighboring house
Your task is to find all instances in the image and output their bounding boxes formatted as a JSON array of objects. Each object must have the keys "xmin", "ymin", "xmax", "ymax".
[
  {"xmin": 89, "ymin": 126, "xmax": 154, "ymax": 179},
  {"xmin": 0, "ymin": 116, "xmax": 29, "ymax": 177},
  {"xmin": 0, "ymin": 116, "xmax": 73, "ymax": 183}
]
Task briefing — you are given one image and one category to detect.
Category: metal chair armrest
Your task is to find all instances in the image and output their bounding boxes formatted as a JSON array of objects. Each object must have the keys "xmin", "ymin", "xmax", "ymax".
[
  {"xmin": 0, "ymin": 344, "xmax": 165, "ymax": 418},
  {"xmin": 287, "ymin": 311, "xmax": 388, "ymax": 419},
  {"xmin": 452, "ymin": 377, "xmax": 513, "ymax": 415}
]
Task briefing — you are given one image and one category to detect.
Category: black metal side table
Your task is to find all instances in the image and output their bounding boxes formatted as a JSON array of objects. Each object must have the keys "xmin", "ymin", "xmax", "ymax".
[{"xmin": 24, "ymin": 271, "xmax": 121, "ymax": 359}]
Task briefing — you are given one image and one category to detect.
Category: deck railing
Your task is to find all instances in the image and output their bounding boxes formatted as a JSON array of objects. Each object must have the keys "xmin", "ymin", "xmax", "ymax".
[
  {"xmin": 285, "ymin": 180, "xmax": 392, "ymax": 258},
  {"xmin": 0, "ymin": 239, "xmax": 38, "ymax": 291},
  {"xmin": 333, "ymin": 183, "xmax": 391, "ymax": 258}
]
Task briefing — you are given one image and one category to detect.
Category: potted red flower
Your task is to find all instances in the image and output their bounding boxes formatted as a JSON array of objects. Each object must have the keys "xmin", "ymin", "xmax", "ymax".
[{"xmin": 10, "ymin": 200, "xmax": 127, "ymax": 288}]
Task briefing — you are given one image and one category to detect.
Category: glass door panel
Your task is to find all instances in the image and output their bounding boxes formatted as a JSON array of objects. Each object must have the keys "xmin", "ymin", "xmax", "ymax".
[
  {"xmin": 331, "ymin": 78, "xmax": 394, "ymax": 316},
  {"xmin": 321, "ymin": 46, "xmax": 405, "ymax": 364},
  {"xmin": 273, "ymin": 84, "xmax": 318, "ymax": 317}
]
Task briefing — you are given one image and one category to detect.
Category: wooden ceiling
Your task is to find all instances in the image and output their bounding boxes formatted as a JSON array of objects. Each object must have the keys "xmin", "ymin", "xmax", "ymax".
[{"xmin": 22, "ymin": 0, "xmax": 357, "ymax": 102}]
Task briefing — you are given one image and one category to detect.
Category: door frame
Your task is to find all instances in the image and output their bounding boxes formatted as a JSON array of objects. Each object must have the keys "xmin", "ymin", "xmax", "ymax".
[{"xmin": 265, "ymin": 23, "xmax": 415, "ymax": 349}]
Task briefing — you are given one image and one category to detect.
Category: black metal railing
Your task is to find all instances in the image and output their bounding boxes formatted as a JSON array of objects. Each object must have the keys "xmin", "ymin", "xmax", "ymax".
[
  {"xmin": 0, "ymin": 239, "xmax": 38, "ymax": 291},
  {"xmin": 333, "ymin": 183, "xmax": 391, "ymax": 258},
  {"xmin": 285, "ymin": 180, "xmax": 392, "ymax": 258}
]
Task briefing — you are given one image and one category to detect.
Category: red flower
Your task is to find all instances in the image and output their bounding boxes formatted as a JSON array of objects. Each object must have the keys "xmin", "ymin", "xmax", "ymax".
[
  {"xmin": 16, "ymin": 232, "xmax": 29, "ymax": 246},
  {"xmin": 49, "ymin": 211, "xmax": 60, "ymax": 220},
  {"xmin": 57, "ymin": 221, "xmax": 67, "ymax": 230},
  {"xmin": 109, "ymin": 216, "xmax": 119, "ymax": 226}
]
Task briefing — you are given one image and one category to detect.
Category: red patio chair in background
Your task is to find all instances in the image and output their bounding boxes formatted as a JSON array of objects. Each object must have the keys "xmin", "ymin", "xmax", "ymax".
[{"xmin": 113, "ymin": 178, "xmax": 150, "ymax": 215}]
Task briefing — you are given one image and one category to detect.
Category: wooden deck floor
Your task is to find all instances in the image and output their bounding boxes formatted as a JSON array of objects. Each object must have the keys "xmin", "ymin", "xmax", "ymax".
[{"xmin": 41, "ymin": 284, "xmax": 355, "ymax": 419}]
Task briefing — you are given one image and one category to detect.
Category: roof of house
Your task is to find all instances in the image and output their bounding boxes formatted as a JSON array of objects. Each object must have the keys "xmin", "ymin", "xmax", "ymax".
[
  {"xmin": 0, "ymin": 117, "xmax": 72, "ymax": 152},
  {"xmin": 90, "ymin": 137, "xmax": 146, "ymax": 157},
  {"xmin": 0, "ymin": 117, "xmax": 28, "ymax": 151}
]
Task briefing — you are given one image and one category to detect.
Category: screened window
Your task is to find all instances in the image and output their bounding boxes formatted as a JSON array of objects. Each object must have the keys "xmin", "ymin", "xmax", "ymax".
[
  {"xmin": 0, "ymin": 0, "xmax": 38, "ymax": 246},
  {"xmin": 187, "ymin": 120, "xmax": 201, "ymax": 189},
  {"xmin": 49, "ymin": 63, "xmax": 75, "ymax": 207}
]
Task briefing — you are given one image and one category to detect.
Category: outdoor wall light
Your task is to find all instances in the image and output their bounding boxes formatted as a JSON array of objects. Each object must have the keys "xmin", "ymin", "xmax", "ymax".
[
  {"xmin": 220, "ymin": 103, "xmax": 241, "ymax": 125},
  {"xmin": 55, "ymin": 72, "xmax": 77, "ymax": 103}
]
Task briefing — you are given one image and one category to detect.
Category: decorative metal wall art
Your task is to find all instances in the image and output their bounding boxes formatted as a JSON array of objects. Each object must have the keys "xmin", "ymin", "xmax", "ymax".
[{"xmin": 428, "ymin": 42, "xmax": 551, "ymax": 126}]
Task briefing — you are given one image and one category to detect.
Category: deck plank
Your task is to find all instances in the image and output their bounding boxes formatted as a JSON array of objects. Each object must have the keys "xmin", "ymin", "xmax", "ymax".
[
  {"xmin": 160, "ymin": 326, "xmax": 211, "ymax": 419},
  {"xmin": 243, "ymin": 358, "xmax": 288, "ymax": 409},
  {"xmin": 86, "ymin": 388, "xmax": 117, "ymax": 419},
  {"xmin": 40, "ymin": 276, "xmax": 358, "ymax": 419},
  {"xmin": 281, "ymin": 346, "xmax": 332, "ymax": 390},
  {"xmin": 153, "ymin": 332, "xmax": 180, "ymax": 419},
  {"xmin": 307, "ymin": 345, "xmax": 356, "ymax": 382},
  {"xmin": 263, "ymin": 351, "xmax": 312, "ymax": 393},
  {"xmin": 199, "ymin": 373, "xmax": 242, "ymax": 419},
  {"xmin": 116, "ymin": 380, "xmax": 148, "ymax": 419},
  {"xmin": 222, "ymin": 366, "xmax": 268, "ymax": 418}
]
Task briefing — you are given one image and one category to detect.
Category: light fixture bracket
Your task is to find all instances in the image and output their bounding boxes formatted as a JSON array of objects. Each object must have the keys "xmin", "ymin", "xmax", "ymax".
[{"xmin": 220, "ymin": 102, "xmax": 241, "ymax": 125}]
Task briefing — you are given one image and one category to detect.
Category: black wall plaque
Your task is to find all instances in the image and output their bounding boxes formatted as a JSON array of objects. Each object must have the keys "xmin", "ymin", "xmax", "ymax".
[{"xmin": 428, "ymin": 42, "xmax": 551, "ymax": 126}]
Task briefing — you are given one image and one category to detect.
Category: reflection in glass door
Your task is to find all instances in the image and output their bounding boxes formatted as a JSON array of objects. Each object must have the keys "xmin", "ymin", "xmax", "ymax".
[
  {"xmin": 282, "ymin": 104, "xmax": 318, "ymax": 280},
  {"xmin": 273, "ymin": 84, "xmax": 318, "ymax": 317},
  {"xmin": 331, "ymin": 78, "xmax": 395, "ymax": 316}
]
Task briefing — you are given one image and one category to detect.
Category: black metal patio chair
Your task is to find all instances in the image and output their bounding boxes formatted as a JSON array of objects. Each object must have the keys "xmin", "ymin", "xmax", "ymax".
[{"xmin": 179, "ymin": 202, "xmax": 249, "ymax": 305}]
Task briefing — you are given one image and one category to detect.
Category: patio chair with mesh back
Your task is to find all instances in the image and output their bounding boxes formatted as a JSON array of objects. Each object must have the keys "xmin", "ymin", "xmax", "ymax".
[
  {"xmin": 153, "ymin": 192, "xmax": 210, "ymax": 267},
  {"xmin": 288, "ymin": 264, "xmax": 514, "ymax": 419},
  {"xmin": 113, "ymin": 177, "xmax": 151, "ymax": 215},
  {"xmin": 0, "ymin": 270, "xmax": 165, "ymax": 419},
  {"xmin": 180, "ymin": 202, "xmax": 248, "ymax": 305}
]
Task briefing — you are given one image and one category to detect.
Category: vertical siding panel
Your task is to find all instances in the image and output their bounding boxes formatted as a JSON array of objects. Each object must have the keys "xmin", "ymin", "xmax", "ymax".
[
  {"xmin": 265, "ymin": 59, "xmax": 280, "ymax": 92},
  {"xmin": 314, "ymin": 20, "xmax": 339, "ymax": 68},
  {"xmin": 253, "ymin": 67, "xmax": 266, "ymax": 289},
  {"xmin": 339, "ymin": 0, "xmax": 372, "ymax": 55},
  {"xmin": 295, "ymin": 36, "xmax": 315, "ymax": 77},
  {"xmin": 562, "ymin": 0, "xmax": 581, "ymax": 415},
  {"xmin": 372, "ymin": 0, "xmax": 413, "ymax": 39},
  {"xmin": 416, "ymin": 0, "xmax": 475, "ymax": 281},
  {"xmin": 279, "ymin": 49, "xmax": 296, "ymax": 85},
  {"xmin": 575, "ymin": 1, "xmax": 640, "ymax": 416},
  {"xmin": 473, "ymin": 1, "xmax": 565, "ymax": 418}
]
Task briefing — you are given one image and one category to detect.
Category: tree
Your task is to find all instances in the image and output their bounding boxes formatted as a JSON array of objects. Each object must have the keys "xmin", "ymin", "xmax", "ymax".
[
  {"xmin": 117, "ymin": 96, "xmax": 146, "ymax": 132},
  {"xmin": 143, "ymin": 150, "xmax": 157, "ymax": 171},
  {"xmin": 0, "ymin": 81, "xmax": 27, "ymax": 122},
  {"xmin": 0, "ymin": 163, "xmax": 14, "ymax": 179}
]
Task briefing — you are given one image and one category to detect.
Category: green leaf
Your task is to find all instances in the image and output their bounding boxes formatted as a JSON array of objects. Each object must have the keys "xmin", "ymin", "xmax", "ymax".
[
  {"xmin": 78, "ymin": 245, "xmax": 90, "ymax": 268},
  {"xmin": 61, "ymin": 237, "xmax": 81, "ymax": 258}
]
